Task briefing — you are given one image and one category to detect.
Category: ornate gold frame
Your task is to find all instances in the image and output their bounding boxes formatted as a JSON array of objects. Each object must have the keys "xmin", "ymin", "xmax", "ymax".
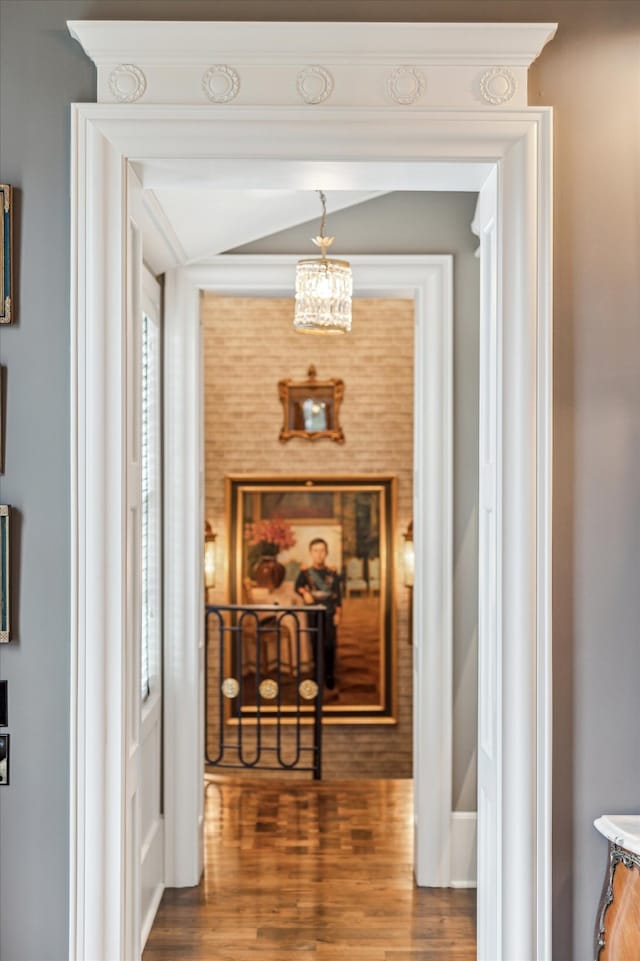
[
  {"xmin": 278, "ymin": 365, "xmax": 345, "ymax": 444},
  {"xmin": 225, "ymin": 474, "xmax": 397, "ymax": 723}
]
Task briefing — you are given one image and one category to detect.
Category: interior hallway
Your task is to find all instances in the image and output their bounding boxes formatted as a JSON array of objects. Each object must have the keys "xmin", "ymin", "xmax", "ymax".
[{"xmin": 143, "ymin": 777, "xmax": 476, "ymax": 960}]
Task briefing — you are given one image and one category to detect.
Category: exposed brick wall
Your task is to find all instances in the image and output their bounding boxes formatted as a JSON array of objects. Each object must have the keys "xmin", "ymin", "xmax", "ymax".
[{"xmin": 203, "ymin": 295, "xmax": 413, "ymax": 778}]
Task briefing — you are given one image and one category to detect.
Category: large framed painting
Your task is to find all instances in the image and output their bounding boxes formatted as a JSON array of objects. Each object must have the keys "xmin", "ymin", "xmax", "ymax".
[{"xmin": 225, "ymin": 474, "xmax": 397, "ymax": 722}]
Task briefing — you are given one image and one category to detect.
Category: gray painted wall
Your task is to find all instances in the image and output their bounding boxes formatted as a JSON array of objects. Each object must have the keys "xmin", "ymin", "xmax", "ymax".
[
  {"xmin": 232, "ymin": 191, "xmax": 480, "ymax": 812},
  {"xmin": 1, "ymin": 3, "xmax": 639, "ymax": 960}
]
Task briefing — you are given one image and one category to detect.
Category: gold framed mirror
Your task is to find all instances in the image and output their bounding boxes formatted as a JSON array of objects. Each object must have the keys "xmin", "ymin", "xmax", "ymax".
[{"xmin": 278, "ymin": 365, "xmax": 345, "ymax": 444}]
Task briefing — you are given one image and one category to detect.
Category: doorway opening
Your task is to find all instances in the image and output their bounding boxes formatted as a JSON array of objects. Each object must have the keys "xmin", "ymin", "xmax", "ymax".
[{"xmin": 68, "ymin": 20, "xmax": 554, "ymax": 961}]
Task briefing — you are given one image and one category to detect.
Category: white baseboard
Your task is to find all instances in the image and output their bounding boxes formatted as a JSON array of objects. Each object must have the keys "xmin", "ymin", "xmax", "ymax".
[
  {"xmin": 140, "ymin": 881, "xmax": 164, "ymax": 951},
  {"xmin": 450, "ymin": 811, "xmax": 477, "ymax": 888}
]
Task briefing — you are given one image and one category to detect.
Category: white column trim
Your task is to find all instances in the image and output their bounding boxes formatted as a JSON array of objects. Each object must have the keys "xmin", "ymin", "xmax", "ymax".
[
  {"xmin": 412, "ymin": 256, "xmax": 453, "ymax": 886},
  {"xmin": 164, "ymin": 255, "xmax": 454, "ymax": 892},
  {"xmin": 70, "ymin": 110, "xmax": 128, "ymax": 961},
  {"xmin": 162, "ymin": 267, "xmax": 205, "ymax": 887}
]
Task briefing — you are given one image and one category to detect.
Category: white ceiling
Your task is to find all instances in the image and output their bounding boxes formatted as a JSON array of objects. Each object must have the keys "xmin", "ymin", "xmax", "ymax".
[
  {"xmin": 147, "ymin": 188, "xmax": 384, "ymax": 267},
  {"xmin": 135, "ymin": 158, "xmax": 490, "ymax": 274}
]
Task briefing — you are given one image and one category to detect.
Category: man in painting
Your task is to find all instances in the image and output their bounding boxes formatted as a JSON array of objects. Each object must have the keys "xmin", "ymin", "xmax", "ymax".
[{"xmin": 295, "ymin": 538, "xmax": 342, "ymax": 690}]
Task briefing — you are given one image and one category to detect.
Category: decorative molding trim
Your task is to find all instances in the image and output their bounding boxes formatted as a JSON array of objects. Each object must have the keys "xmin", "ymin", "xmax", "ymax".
[
  {"xmin": 108, "ymin": 63, "xmax": 146, "ymax": 102},
  {"xmin": 201, "ymin": 65, "xmax": 240, "ymax": 103},
  {"xmin": 387, "ymin": 66, "xmax": 426, "ymax": 105},
  {"xmin": 69, "ymin": 21, "xmax": 556, "ymax": 108},
  {"xmin": 296, "ymin": 65, "xmax": 334, "ymax": 105},
  {"xmin": 479, "ymin": 67, "xmax": 517, "ymax": 105}
]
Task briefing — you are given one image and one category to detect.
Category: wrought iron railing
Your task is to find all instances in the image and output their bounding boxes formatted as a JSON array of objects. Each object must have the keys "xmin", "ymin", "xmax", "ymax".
[{"xmin": 204, "ymin": 603, "xmax": 326, "ymax": 779}]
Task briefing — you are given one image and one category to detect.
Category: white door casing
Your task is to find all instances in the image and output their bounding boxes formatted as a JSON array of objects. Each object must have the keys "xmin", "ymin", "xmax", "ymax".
[
  {"xmin": 68, "ymin": 20, "xmax": 555, "ymax": 961},
  {"xmin": 163, "ymin": 255, "xmax": 454, "ymax": 892},
  {"xmin": 473, "ymin": 166, "xmax": 501, "ymax": 960},
  {"xmin": 125, "ymin": 166, "xmax": 143, "ymax": 961},
  {"xmin": 139, "ymin": 265, "xmax": 165, "ymax": 949}
]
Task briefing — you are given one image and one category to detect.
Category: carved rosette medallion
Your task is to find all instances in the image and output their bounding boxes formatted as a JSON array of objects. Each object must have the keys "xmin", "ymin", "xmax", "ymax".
[
  {"xmin": 201, "ymin": 65, "xmax": 240, "ymax": 104},
  {"xmin": 299, "ymin": 679, "xmax": 319, "ymax": 701},
  {"xmin": 387, "ymin": 66, "xmax": 426, "ymax": 105},
  {"xmin": 479, "ymin": 67, "xmax": 517, "ymax": 106},
  {"xmin": 259, "ymin": 678, "xmax": 279, "ymax": 700},
  {"xmin": 296, "ymin": 66, "xmax": 334, "ymax": 105},
  {"xmin": 221, "ymin": 677, "xmax": 240, "ymax": 699},
  {"xmin": 108, "ymin": 64, "xmax": 147, "ymax": 103}
]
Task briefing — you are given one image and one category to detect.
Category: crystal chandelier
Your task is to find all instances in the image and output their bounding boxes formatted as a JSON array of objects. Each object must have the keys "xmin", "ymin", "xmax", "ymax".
[{"xmin": 293, "ymin": 191, "xmax": 352, "ymax": 334}]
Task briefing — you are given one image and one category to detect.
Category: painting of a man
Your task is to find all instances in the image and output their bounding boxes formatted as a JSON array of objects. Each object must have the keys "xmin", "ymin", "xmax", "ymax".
[{"xmin": 295, "ymin": 537, "xmax": 342, "ymax": 690}]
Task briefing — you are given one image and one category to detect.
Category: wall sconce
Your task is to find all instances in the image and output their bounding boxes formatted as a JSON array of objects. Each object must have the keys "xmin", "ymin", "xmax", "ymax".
[
  {"xmin": 204, "ymin": 521, "xmax": 217, "ymax": 591},
  {"xmin": 403, "ymin": 521, "xmax": 414, "ymax": 588}
]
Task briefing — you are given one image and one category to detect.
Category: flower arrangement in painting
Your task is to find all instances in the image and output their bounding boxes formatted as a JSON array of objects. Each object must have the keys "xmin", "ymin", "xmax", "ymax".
[{"xmin": 244, "ymin": 516, "xmax": 296, "ymax": 559}]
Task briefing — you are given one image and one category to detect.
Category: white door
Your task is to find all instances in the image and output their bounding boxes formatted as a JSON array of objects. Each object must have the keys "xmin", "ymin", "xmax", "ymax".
[
  {"xmin": 125, "ymin": 169, "xmax": 166, "ymax": 959},
  {"xmin": 473, "ymin": 166, "xmax": 501, "ymax": 961},
  {"xmin": 139, "ymin": 267, "xmax": 165, "ymax": 949}
]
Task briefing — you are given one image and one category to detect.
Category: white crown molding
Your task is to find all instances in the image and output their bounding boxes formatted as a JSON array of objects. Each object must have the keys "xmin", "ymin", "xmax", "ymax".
[{"xmin": 68, "ymin": 21, "xmax": 556, "ymax": 108}]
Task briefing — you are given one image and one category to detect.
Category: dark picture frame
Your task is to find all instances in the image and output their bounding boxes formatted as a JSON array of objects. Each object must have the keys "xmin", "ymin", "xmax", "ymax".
[
  {"xmin": 0, "ymin": 185, "xmax": 14, "ymax": 325},
  {"xmin": 0, "ymin": 506, "xmax": 9, "ymax": 643},
  {"xmin": 226, "ymin": 474, "xmax": 396, "ymax": 722}
]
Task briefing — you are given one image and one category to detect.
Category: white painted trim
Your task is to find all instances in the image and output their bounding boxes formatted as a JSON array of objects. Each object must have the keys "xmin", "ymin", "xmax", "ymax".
[
  {"xmin": 450, "ymin": 813, "xmax": 478, "ymax": 888},
  {"xmin": 68, "ymin": 20, "xmax": 557, "ymax": 66},
  {"xmin": 165, "ymin": 254, "xmax": 453, "ymax": 892},
  {"xmin": 140, "ymin": 871, "xmax": 164, "ymax": 951},
  {"xmin": 68, "ymin": 20, "xmax": 556, "ymax": 110},
  {"xmin": 163, "ymin": 266, "xmax": 205, "ymax": 888},
  {"xmin": 473, "ymin": 165, "xmax": 502, "ymax": 961},
  {"xmin": 412, "ymin": 256, "xmax": 453, "ymax": 886},
  {"xmin": 536, "ymin": 109, "xmax": 554, "ymax": 961},
  {"xmin": 70, "ymin": 110, "xmax": 129, "ymax": 961},
  {"xmin": 68, "ymin": 25, "xmax": 554, "ymax": 961}
]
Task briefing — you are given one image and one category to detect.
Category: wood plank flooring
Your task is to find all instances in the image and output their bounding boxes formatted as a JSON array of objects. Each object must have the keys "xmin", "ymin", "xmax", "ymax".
[{"xmin": 143, "ymin": 777, "xmax": 476, "ymax": 961}]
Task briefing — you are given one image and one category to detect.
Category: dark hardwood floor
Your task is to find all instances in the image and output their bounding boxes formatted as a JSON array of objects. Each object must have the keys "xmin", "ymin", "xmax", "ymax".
[{"xmin": 143, "ymin": 777, "xmax": 476, "ymax": 960}]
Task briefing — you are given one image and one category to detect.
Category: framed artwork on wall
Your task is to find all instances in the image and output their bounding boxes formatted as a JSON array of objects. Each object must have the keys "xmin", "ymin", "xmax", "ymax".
[
  {"xmin": 278, "ymin": 365, "xmax": 345, "ymax": 444},
  {"xmin": 0, "ymin": 506, "xmax": 9, "ymax": 643},
  {"xmin": 0, "ymin": 185, "xmax": 13, "ymax": 325},
  {"xmin": 225, "ymin": 474, "xmax": 396, "ymax": 722}
]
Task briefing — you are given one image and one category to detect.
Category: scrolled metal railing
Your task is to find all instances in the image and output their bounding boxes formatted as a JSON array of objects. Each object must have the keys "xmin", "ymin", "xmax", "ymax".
[{"xmin": 204, "ymin": 603, "xmax": 326, "ymax": 779}]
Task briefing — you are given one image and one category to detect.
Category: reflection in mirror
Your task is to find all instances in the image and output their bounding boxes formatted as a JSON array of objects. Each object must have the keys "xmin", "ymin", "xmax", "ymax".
[{"xmin": 302, "ymin": 397, "xmax": 327, "ymax": 431}]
